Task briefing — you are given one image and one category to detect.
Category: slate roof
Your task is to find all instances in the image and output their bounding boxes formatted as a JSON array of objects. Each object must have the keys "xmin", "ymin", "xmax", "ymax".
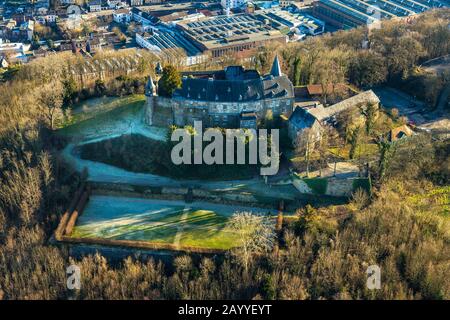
[
  {"xmin": 289, "ymin": 107, "xmax": 320, "ymax": 130},
  {"xmin": 145, "ymin": 75, "xmax": 156, "ymax": 96},
  {"xmin": 175, "ymin": 73, "xmax": 294, "ymax": 102},
  {"xmin": 270, "ymin": 55, "xmax": 282, "ymax": 77},
  {"xmin": 306, "ymin": 90, "xmax": 379, "ymax": 122},
  {"xmin": 323, "ymin": 90, "xmax": 380, "ymax": 117}
]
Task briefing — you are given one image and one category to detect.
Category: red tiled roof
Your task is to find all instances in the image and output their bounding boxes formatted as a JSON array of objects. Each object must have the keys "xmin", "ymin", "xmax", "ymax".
[{"xmin": 306, "ymin": 83, "xmax": 347, "ymax": 96}]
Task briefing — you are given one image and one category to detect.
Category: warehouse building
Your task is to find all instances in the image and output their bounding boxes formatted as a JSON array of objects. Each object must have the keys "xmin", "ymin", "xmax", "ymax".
[
  {"xmin": 313, "ymin": 0, "xmax": 449, "ymax": 29},
  {"xmin": 176, "ymin": 14, "xmax": 288, "ymax": 58}
]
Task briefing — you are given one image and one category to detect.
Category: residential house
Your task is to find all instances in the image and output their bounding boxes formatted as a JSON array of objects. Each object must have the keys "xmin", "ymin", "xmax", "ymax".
[
  {"xmin": 288, "ymin": 105, "xmax": 323, "ymax": 146},
  {"xmin": 0, "ymin": 19, "xmax": 17, "ymax": 39},
  {"xmin": 10, "ymin": 20, "xmax": 34, "ymax": 42},
  {"xmin": 288, "ymin": 90, "xmax": 380, "ymax": 144},
  {"xmin": 131, "ymin": 7, "xmax": 159, "ymax": 25},
  {"xmin": 221, "ymin": 0, "xmax": 247, "ymax": 10},
  {"xmin": 107, "ymin": 0, "xmax": 120, "ymax": 8},
  {"xmin": 0, "ymin": 41, "xmax": 31, "ymax": 62},
  {"xmin": 88, "ymin": 0, "xmax": 102, "ymax": 12},
  {"xmin": 129, "ymin": 0, "xmax": 144, "ymax": 6},
  {"xmin": 113, "ymin": 8, "xmax": 132, "ymax": 24},
  {"xmin": 44, "ymin": 14, "xmax": 58, "ymax": 24},
  {"xmin": 22, "ymin": 20, "xmax": 34, "ymax": 41},
  {"xmin": 36, "ymin": 7, "xmax": 49, "ymax": 15}
]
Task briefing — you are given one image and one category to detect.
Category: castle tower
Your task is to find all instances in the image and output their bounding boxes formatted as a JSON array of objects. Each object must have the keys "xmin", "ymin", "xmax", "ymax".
[
  {"xmin": 270, "ymin": 55, "xmax": 282, "ymax": 77},
  {"xmin": 145, "ymin": 75, "xmax": 157, "ymax": 126}
]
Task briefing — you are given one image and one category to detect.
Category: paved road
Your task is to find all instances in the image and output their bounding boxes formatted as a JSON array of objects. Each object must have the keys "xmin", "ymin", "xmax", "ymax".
[
  {"xmin": 373, "ymin": 86, "xmax": 449, "ymax": 137},
  {"xmin": 421, "ymin": 54, "xmax": 450, "ymax": 76},
  {"xmin": 295, "ymin": 161, "xmax": 360, "ymax": 179},
  {"xmin": 62, "ymin": 135, "xmax": 298, "ymax": 202}
]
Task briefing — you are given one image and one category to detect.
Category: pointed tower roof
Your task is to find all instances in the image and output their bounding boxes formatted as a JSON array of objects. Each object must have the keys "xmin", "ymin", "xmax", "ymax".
[
  {"xmin": 145, "ymin": 75, "xmax": 156, "ymax": 96},
  {"xmin": 270, "ymin": 55, "xmax": 282, "ymax": 77},
  {"xmin": 155, "ymin": 61, "xmax": 163, "ymax": 75}
]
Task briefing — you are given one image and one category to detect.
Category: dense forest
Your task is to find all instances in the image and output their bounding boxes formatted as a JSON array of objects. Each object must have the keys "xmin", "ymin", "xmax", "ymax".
[{"xmin": 0, "ymin": 9, "xmax": 449, "ymax": 299}]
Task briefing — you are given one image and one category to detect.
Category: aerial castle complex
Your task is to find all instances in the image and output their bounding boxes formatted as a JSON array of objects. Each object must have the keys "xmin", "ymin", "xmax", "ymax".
[{"xmin": 144, "ymin": 56, "xmax": 295, "ymax": 129}]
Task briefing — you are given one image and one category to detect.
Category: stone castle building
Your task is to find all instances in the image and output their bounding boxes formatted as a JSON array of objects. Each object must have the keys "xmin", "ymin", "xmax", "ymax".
[{"xmin": 144, "ymin": 56, "xmax": 295, "ymax": 129}]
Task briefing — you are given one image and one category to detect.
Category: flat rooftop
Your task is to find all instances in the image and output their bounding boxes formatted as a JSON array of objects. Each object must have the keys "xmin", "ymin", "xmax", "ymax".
[
  {"xmin": 138, "ymin": 30, "xmax": 201, "ymax": 56},
  {"xmin": 176, "ymin": 14, "xmax": 287, "ymax": 50},
  {"xmin": 256, "ymin": 7, "xmax": 325, "ymax": 32},
  {"xmin": 134, "ymin": 2, "xmax": 222, "ymax": 20},
  {"xmin": 318, "ymin": 0, "xmax": 449, "ymax": 23}
]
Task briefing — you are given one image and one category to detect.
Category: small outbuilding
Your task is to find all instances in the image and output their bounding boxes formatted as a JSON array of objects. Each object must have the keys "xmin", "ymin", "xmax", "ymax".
[{"xmin": 389, "ymin": 124, "xmax": 414, "ymax": 142}]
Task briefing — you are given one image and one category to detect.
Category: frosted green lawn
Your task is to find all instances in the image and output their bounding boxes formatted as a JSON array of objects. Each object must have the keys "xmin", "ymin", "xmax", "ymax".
[
  {"xmin": 58, "ymin": 95, "xmax": 145, "ymax": 137},
  {"xmin": 72, "ymin": 195, "xmax": 275, "ymax": 250},
  {"xmin": 57, "ymin": 94, "xmax": 167, "ymax": 142}
]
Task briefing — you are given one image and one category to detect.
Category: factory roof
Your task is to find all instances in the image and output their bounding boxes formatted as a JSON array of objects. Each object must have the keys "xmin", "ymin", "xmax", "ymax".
[{"xmin": 176, "ymin": 13, "xmax": 286, "ymax": 50}]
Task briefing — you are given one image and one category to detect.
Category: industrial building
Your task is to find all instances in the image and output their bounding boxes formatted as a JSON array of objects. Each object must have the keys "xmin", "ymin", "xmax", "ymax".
[
  {"xmin": 256, "ymin": 7, "xmax": 325, "ymax": 37},
  {"xmin": 136, "ymin": 30, "xmax": 205, "ymax": 65},
  {"xmin": 176, "ymin": 14, "xmax": 287, "ymax": 58},
  {"xmin": 313, "ymin": 0, "xmax": 449, "ymax": 29}
]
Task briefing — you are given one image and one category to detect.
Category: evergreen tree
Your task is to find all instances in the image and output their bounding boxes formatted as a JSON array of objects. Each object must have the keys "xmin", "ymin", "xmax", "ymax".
[
  {"xmin": 158, "ymin": 65, "xmax": 181, "ymax": 97},
  {"xmin": 293, "ymin": 57, "xmax": 301, "ymax": 86},
  {"xmin": 349, "ymin": 126, "xmax": 361, "ymax": 160}
]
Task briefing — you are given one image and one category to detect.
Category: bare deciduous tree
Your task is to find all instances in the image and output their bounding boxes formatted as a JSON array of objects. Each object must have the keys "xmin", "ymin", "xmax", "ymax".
[
  {"xmin": 38, "ymin": 81, "xmax": 64, "ymax": 130},
  {"xmin": 228, "ymin": 212, "xmax": 276, "ymax": 273},
  {"xmin": 295, "ymin": 128, "xmax": 314, "ymax": 176}
]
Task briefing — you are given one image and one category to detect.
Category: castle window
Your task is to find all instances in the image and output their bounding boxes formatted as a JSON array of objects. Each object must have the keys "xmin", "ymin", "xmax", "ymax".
[
  {"xmin": 215, "ymin": 95, "xmax": 219, "ymax": 101},
  {"xmin": 227, "ymin": 87, "xmax": 231, "ymax": 93}
]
